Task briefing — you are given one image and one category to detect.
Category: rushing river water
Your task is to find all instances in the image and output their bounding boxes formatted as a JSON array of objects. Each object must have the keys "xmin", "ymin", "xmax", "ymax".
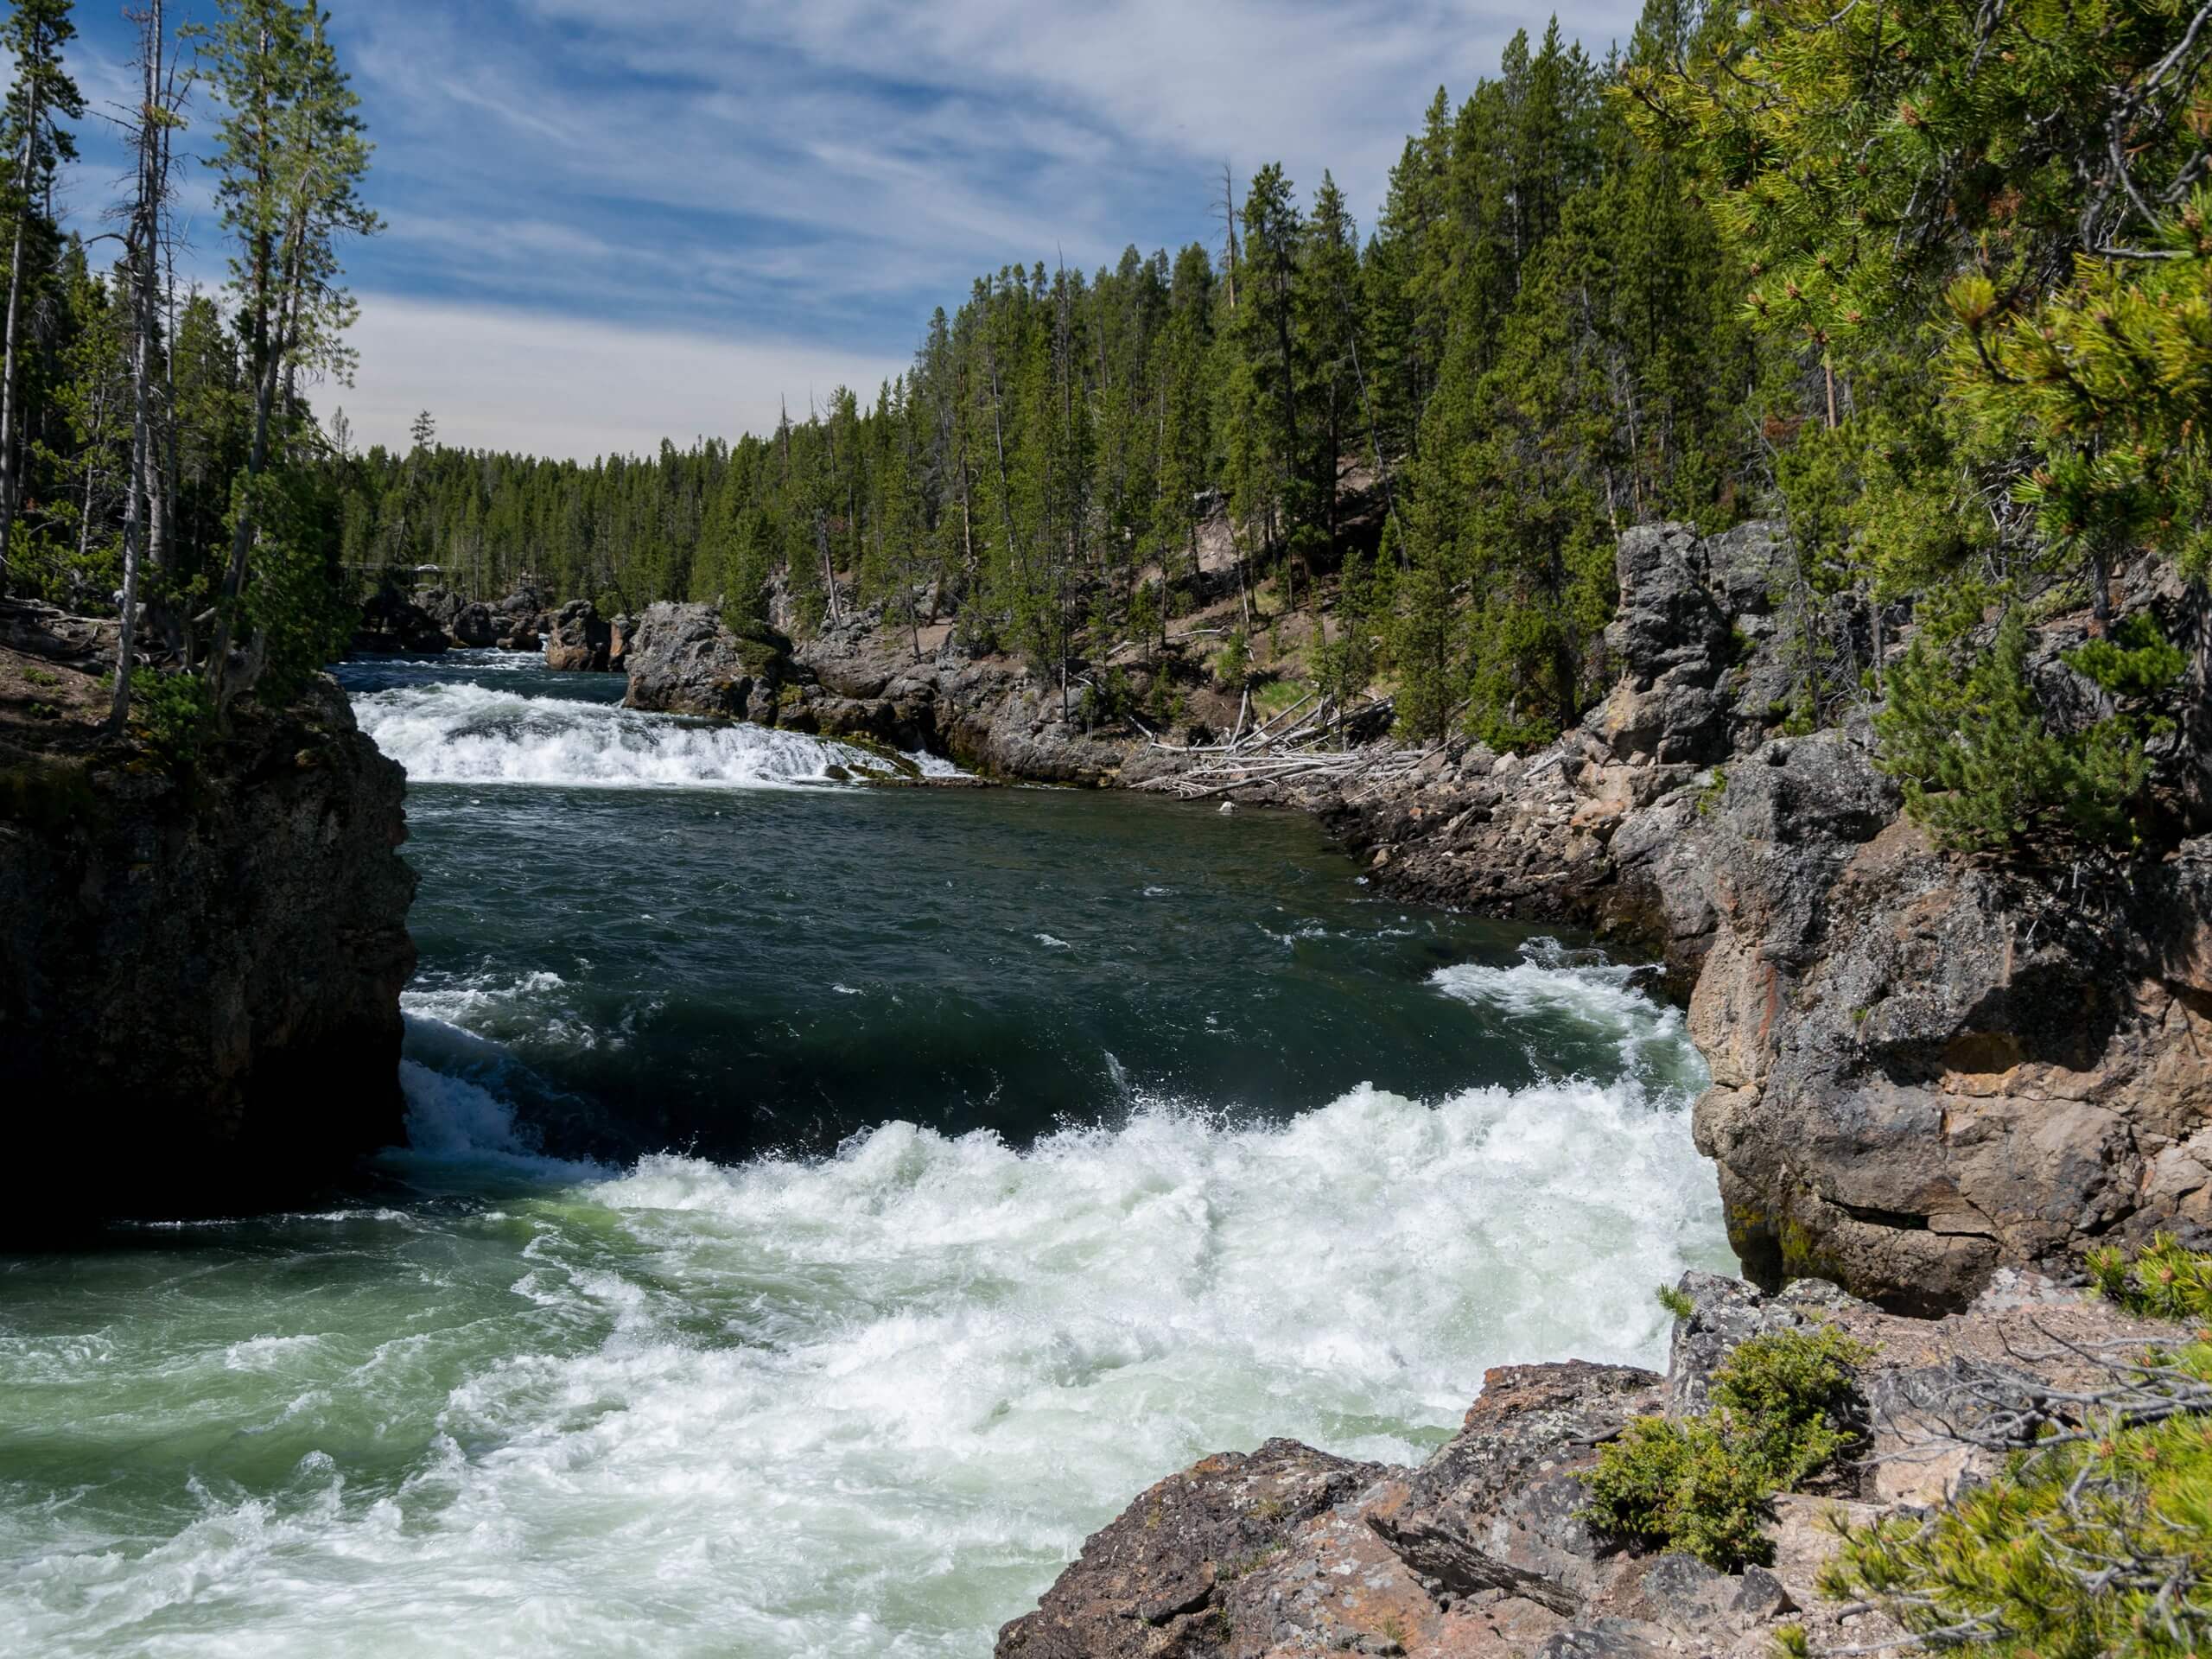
[{"xmin": 0, "ymin": 652, "xmax": 1731, "ymax": 1658}]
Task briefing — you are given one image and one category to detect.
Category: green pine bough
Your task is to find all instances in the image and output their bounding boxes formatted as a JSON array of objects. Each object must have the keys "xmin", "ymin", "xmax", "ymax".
[
  {"xmin": 1873, "ymin": 605, "xmax": 2185, "ymax": 853},
  {"xmin": 1817, "ymin": 1236, "xmax": 2212, "ymax": 1656}
]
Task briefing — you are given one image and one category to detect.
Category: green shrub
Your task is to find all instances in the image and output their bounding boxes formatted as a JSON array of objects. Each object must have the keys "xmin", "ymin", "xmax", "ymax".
[
  {"xmin": 1581, "ymin": 1326, "xmax": 1870, "ymax": 1570},
  {"xmin": 1695, "ymin": 767, "xmax": 1728, "ymax": 817},
  {"xmin": 1656, "ymin": 1283, "xmax": 1697, "ymax": 1321},
  {"xmin": 1822, "ymin": 1238, "xmax": 2212, "ymax": 1658},
  {"xmin": 1875, "ymin": 606, "xmax": 2155, "ymax": 851},
  {"xmin": 127, "ymin": 671, "xmax": 213, "ymax": 770},
  {"xmin": 1213, "ymin": 628, "xmax": 1251, "ymax": 693},
  {"xmin": 2067, "ymin": 613, "xmax": 2190, "ymax": 702},
  {"xmin": 2088, "ymin": 1230, "xmax": 2212, "ymax": 1325},
  {"xmin": 1708, "ymin": 1328, "xmax": 1866, "ymax": 1487},
  {"xmin": 232, "ymin": 468, "xmax": 358, "ymax": 706}
]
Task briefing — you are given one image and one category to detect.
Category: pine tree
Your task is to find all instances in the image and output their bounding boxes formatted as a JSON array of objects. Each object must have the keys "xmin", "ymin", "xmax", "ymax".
[
  {"xmin": 0, "ymin": 0, "xmax": 84, "ymax": 587},
  {"xmin": 198, "ymin": 0, "xmax": 379, "ymax": 707}
]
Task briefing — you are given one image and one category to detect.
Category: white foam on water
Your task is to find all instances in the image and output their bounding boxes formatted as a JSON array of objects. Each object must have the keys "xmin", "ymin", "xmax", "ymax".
[
  {"xmin": 902, "ymin": 748, "xmax": 966, "ymax": 779},
  {"xmin": 0, "ymin": 961, "xmax": 1727, "ymax": 1659},
  {"xmin": 1430, "ymin": 938, "xmax": 1705, "ymax": 1096},
  {"xmin": 353, "ymin": 679, "xmax": 920, "ymax": 791}
]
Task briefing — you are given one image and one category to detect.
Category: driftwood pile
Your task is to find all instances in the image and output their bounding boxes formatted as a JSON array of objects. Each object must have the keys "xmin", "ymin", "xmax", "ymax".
[{"xmin": 1141, "ymin": 686, "xmax": 1435, "ymax": 802}]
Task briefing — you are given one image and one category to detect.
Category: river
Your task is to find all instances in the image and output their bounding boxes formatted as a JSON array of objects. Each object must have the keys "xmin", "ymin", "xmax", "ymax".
[{"xmin": 0, "ymin": 651, "xmax": 1731, "ymax": 1657}]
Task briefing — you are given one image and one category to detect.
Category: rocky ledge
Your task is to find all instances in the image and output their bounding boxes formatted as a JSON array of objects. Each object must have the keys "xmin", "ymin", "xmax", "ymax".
[
  {"xmin": 0, "ymin": 600, "xmax": 417, "ymax": 1235},
  {"xmin": 620, "ymin": 596, "xmax": 1136, "ymax": 782},
  {"xmin": 997, "ymin": 1269, "xmax": 2169, "ymax": 1659}
]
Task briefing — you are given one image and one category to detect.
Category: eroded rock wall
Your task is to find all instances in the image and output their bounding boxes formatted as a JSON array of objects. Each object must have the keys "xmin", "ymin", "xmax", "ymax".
[
  {"xmin": 0, "ymin": 647, "xmax": 417, "ymax": 1233},
  {"xmin": 1330, "ymin": 524, "xmax": 2212, "ymax": 1308}
]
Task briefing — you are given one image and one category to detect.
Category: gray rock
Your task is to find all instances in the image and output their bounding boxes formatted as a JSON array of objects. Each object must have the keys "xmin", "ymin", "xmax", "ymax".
[
  {"xmin": 992, "ymin": 1438, "xmax": 1384, "ymax": 1659},
  {"xmin": 622, "ymin": 601, "xmax": 786, "ymax": 719},
  {"xmin": 543, "ymin": 599, "xmax": 613, "ymax": 672},
  {"xmin": 1366, "ymin": 1362, "xmax": 1662, "ymax": 1615}
]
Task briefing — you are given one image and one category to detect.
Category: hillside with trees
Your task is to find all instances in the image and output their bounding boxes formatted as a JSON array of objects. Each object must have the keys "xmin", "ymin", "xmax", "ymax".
[
  {"xmin": 292, "ymin": 0, "xmax": 2208, "ymax": 861},
  {"xmin": 315, "ymin": 7, "xmax": 1758, "ymax": 760}
]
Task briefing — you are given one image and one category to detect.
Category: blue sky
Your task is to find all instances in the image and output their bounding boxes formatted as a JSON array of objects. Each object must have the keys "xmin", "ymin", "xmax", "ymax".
[{"xmin": 60, "ymin": 1, "xmax": 1643, "ymax": 460}]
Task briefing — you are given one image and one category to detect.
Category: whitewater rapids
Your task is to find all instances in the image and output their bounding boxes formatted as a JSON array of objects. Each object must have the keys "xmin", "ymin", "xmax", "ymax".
[
  {"xmin": 353, "ymin": 677, "xmax": 954, "ymax": 789},
  {"xmin": 0, "ymin": 652, "xmax": 1731, "ymax": 1658},
  {"xmin": 0, "ymin": 952, "xmax": 1726, "ymax": 1659}
]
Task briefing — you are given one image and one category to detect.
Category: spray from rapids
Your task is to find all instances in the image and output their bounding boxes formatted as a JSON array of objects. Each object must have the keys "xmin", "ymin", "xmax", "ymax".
[{"xmin": 353, "ymin": 679, "xmax": 939, "ymax": 789}]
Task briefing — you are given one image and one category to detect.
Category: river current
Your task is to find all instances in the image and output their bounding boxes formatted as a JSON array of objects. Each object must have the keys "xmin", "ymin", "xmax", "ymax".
[{"xmin": 0, "ymin": 652, "xmax": 1731, "ymax": 1657}]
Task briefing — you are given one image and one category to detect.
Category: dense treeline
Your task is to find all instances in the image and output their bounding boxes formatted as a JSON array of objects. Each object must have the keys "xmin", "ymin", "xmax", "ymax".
[
  {"xmin": 326, "ymin": 3, "xmax": 1757, "ymax": 747},
  {"xmin": 9, "ymin": 0, "xmax": 2210, "ymax": 853}
]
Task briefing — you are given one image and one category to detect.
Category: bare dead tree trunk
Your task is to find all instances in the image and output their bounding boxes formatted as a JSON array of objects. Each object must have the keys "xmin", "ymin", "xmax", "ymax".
[
  {"xmin": 0, "ymin": 75, "xmax": 44, "ymax": 586},
  {"xmin": 110, "ymin": 4, "xmax": 170, "ymax": 734},
  {"xmin": 1217, "ymin": 162, "xmax": 1240, "ymax": 313}
]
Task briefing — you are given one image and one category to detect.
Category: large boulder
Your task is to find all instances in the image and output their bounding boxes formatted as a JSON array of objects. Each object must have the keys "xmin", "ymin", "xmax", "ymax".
[
  {"xmin": 353, "ymin": 588, "xmax": 448, "ymax": 655},
  {"xmin": 490, "ymin": 585, "xmax": 551, "ymax": 651},
  {"xmin": 543, "ymin": 598, "xmax": 613, "ymax": 672},
  {"xmin": 450, "ymin": 601, "xmax": 498, "ymax": 648},
  {"xmin": 1365, "ymin": 1361, "xmax": 1663, "ymax": 1614},
  {"xmin": 994, "ymin": 1439, "xmax": 1389, "ymax": 1659},
  {"xmin": 622, "ymin": 601, "xmax": 790, "ymax": 718}
]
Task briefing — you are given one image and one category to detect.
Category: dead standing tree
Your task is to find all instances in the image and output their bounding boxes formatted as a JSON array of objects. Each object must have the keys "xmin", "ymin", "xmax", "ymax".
[{"xmin": 106, "ymin": 0, "xmax": 188, "ymax": 734}]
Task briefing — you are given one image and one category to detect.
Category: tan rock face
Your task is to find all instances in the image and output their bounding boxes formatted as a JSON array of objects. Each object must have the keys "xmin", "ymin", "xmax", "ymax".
[{"xmin": 1679, "ymin": 735, "xmax": 2212, "ymax": 1307}]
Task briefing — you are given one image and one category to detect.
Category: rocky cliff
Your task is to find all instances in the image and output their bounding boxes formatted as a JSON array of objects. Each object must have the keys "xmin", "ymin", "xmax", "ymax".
[
  {"xmin": 1, "ymin": 601, "xmax": 417, "ymax": 1234},
  {"xmin": 1323, "ymin": 525, "xmax": 2212, "ymax": 1312}
]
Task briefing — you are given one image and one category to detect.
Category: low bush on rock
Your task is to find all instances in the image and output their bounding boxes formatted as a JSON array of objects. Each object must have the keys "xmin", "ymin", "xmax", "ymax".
[
  {"xmin": 1823, "ymin": 1236, "xmax": 2212, "ymax": 1657},
  {"xmin": 1580, "ymin": 1326, "xmax": 1869, "ymax": 1570}
]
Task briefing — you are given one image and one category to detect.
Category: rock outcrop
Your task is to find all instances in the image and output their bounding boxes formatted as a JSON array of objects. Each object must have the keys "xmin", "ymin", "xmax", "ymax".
[
  {"xmin": 621, "ymin": 600, "xmax": 1131, "ymax": 780},
  {"xmin": 997, "ymin": 1269, "xmax": 2170, "ymax": 1658},
  {"xmin": 620, "ymin": 600, "xmax": 790, "ymax": 720},
  {"xmin": 543, "ymin": 598, "xmax": 613, "ymax": 672},
  {"xmin": 353, "ymin": 587, "xmax": 448, "ymax": 655},
  {"xmin": 0, "ymin": 619, "xmax": 417, "ymax": 1234},
  {"xmin": 420, "ymin": 588, "xmax": 499, "ymax": 648},
  {"xmin": 1326, "ymin": 523, "xmax": 2212, "ymax": 1309},
  {"xmin": 495, "ymin": 602, "xmax": 550, "ymax": 651}
]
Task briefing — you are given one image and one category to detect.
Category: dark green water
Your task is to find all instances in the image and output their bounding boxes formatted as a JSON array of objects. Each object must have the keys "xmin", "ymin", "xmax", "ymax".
[{"xmin": 0, "ymin": 652, "xmax": 1729, "ymax": 1658}]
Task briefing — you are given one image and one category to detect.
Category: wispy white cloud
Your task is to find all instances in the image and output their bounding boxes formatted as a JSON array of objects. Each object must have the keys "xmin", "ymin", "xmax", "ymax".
[
  {"xmin": 337, "ymin": 293, "xmax": 909, "ymax": 461},
  {"xmin": 58, "ymin": 0, "xmax": 1646, "ymax": 457}
]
